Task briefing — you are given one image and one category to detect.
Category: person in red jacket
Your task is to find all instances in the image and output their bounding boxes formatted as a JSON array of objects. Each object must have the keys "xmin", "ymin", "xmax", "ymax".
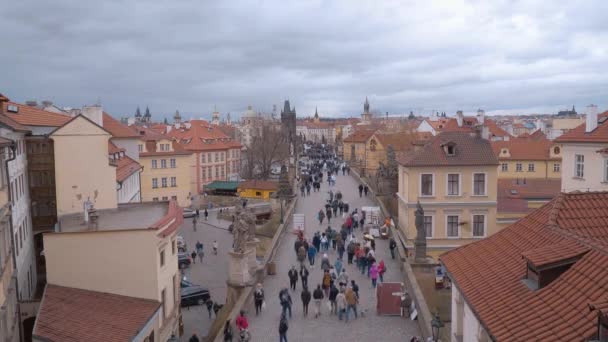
[{"xmin": 235, "ymin": 310, "xmax": 249, "ymax": 331}]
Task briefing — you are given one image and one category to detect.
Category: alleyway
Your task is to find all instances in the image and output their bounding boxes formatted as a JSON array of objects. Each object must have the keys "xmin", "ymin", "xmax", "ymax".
[{"xmin": 245, "ymin": 171, "xmax": 421, "ymax": 341}]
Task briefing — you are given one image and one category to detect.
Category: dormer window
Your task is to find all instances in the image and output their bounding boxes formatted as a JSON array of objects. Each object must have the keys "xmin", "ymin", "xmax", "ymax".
[
  {"xmin": 7, "ymin": 105, "xmax": 18, "ymax": 113},
  {"xmin": 553, "ymin": 146, "xmax": 560, "ymax": 155},
  {"xmin": 370, "ymin": 139, "xmax": 377, "ymax": 151},
  {"xmin": 502, "ymin": 148, "xmax": 509, "ymax": 155},
  {"xmin": 443, "ymin": 142, "xmax": 456, "ymax": 156},
  {"xmin": 522, "ymin": 242, "xmax": 589, "ymax": 290}
]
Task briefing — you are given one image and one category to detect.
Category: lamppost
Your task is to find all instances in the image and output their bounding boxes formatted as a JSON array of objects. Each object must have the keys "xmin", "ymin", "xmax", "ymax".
[
  {"xmin": 278, "ymin": 164, "xmax": 291, "ymax": 224},
  {"xmin": 431, "ymin": 313, "xmax": 444, "ymax": 342}
]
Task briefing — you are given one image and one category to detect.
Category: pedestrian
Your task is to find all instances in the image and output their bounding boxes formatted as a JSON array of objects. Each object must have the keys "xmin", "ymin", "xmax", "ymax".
[
  {"xmin": 235, "ymin": 310, "xmax": 248, "ymax": 332},
  {"xmin": 205, "ymin": 298, "xmax": 214, "ymax": 318},
  {"xmin": 389, "ymin": 237, "xmax": 397, "ymax": 259},
  {"xmin": 336, "ymin": 289, "xmax": 347, "ymax": 321},
  {"xmin": 307, "ymin": 244, "xmax": 317, "ymax": 266},
  {"xmin": 204, "ymin": 208, "xmax": 209, "ymax": 221},
  {"xmin": 326, "ymin": 208, "xmax": 332, "ymax": 224},
  {"xmin": 351, "ymin": 280, "xmax": 360, "ymax": 299},
  {"xmin": 345, "ymin": 286, "xmax": 358, "ymax": 321},
  {"xmin": 378, "ymin": 260, "xmax": 386, "ymax": 283},
  {"xmin": 288, "ymin": 266, "xmax": 298, "ymax": 291},
  {"xmin": 300, "ymin": 184, "xmax": 305, "ymax": 197},
  {"xmin": 364, "ymin": 185, "xmax": 369, "ymax": 196},
  {"xmin": 189, "ymin": 333, "xmax": 200, "ymax": 342},
  {"xmin": 334, "ymin": 258, "xmax": 343, "ymax": 276},
  {"xmin": 213, "ymin": 240, "xmax": 218, "ymax": 255},
  {"xmin": 318, "ymin": 210, "xmax": 325, "ymax": 225},
  {"xmin": 370, "ymin": 262, "xmax": 379, "ymax": 288},
  {"xmin": 306, "ymin": 184, "xmax": 311, "ymax": 195},
  {"xmin": 223, "ymin": 320, "xmax": 234, "ymax": 342},
  {"xmin": 279, "ymin": 288, "xmax": 293, "ymax": 319},
  {"xmin": 313, "ymin": 284, "xmax": 324, "ymax": 318},
  {"xmin": 329, "ymin": 284, "xmax": 339, "ymax": 315},
  {"xmin": 297, "ymin": 245, "xmax": 307, "ymax": 267},
  {"xmin": 193, "ymin": 216, "xmax": 197, "ymax": 231},
  {"xmin": 301, "ymin": 286, "xmax": 311, "ymax": 316},
  {"xmin": 191, "ymin": 250, "xmax": 197, "ymax": 264},
  {"xmin": 337, "ymin": 239, "xmax": 345, "ymax": 260},
  {"xmin": 300, "ymin": 265, "xmax": 309, "ymax": 289},
  {"xmin": 321, "ymin": 254, "xmax": 331, "ymax": 272},
  {"xmin": 358, "ymin": 184, "xmax": 363, "ymax": 197},
  {"xmin": 279, "ymin": 313, "xmax": 289, "ymax": 342},
  {"xmin": 253, "ymin": 283, "xmax": 264, "ymax": 316},
  {"xmin": 312, "ymin": 232, "xmax": 321, "ymax": 252},
  {"xmin": 337, "ymin": 270, "xmax": 349, "ymax": 289},
  {"xmin": 322, "ymin": 270, "xmax": 331, "ymax": 297},
  {"xmin": 321, "ymin": 234, "xmax": 329, "ymax": 252},
  {"xmin": 347, "ymin": 241, "xmax": 355, "ymax": 264},
  {"xmin": 401, "ymin": 291, "xmax": 412, "ymax": 317}
]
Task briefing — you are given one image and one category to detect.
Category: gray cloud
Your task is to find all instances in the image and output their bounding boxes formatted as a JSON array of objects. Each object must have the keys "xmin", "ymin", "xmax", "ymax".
[{"xmin": 2, "ymin": 0, "xmax": 608, "ymax": 119}]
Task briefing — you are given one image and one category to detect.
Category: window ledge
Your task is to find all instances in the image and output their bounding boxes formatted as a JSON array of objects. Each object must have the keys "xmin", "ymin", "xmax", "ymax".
[
  {"xmin": 572, "ymin": 177, "xmax": 585, "ymax": 181},
  {"xmin": 419, "ymin": 195, "xmax": 435, "ymax": 198},
  {"xmin": 446, "ymin": 236, "xmax": 461, "ymax": 239},
  {"xmin": 446, "ymin": 194, "xmax": 462, "ymax": 198},
  {"xmin": 471, "ymin": 195, "xmax": 488, "ymax": 197}
]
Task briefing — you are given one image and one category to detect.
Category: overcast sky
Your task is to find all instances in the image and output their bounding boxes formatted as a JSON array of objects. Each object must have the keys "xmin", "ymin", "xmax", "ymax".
[{"xmin": 2, "ymin": 0, "xmax": 608, "ymax": 120}]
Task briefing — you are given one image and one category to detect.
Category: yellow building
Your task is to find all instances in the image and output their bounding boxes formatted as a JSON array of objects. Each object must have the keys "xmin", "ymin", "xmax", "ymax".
[
  {"xmin": 136, "ymin": 127, "xmax": 193, "ymax": 207},
  {"xmin": 238, "ymin": 180, "xmax": 278, "ymax": 199},
  {"xmin": 343, "ymin": 129, "xmax": 376, "ymax": 173},
  {"xmin": 397, "ymin": 132, "xmax": 499, "ymax": 260},
  {"xmin": 364, "ymin": 131, "xmax": 431, "ymax": 175},
  {"xmin": 492, "ymin": 134, "xmax": 561, "ymax": 180},
  {"xmin": 496, "ymin": 178, "xmax": 561, "ymax": 230}
]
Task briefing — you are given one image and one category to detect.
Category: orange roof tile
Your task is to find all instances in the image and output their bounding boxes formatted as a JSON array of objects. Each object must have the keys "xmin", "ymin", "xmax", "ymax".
[
  {"xmin": 108, "ymin": 141, "xmax": 125, "ymax": 154},
  {"xmin": 115, "ymin": 155, "xmax": 142, "ymax": 182},
  {"xmin": 485, "ymin": 119, "xmax": 512, "ymax": 138},
  {"xmin": 33, "ymin": 284, "xmax": 160, "ymax": 342},
  {"xmin": 492, "ymin": 137, "xmax": 559, "ymax": 161},
  {"xmin": 522, "ymin": 241, "xmax": 589, "ymax": 269},
  {"xmin": 0, "ymin": 112, "xmax": 30, "ymax": 132},
  {"xmin": 441, "ymin": 192, "xmax": 608, "ymax": 341},
  {"xmin": 372, "ymin": 131, "xmax": 432, "ymax": 152},
  {"xmin": 166, "ymin": 120, "xmax": 241, "ymax": 151},
  {"xmin": 136, "ymin": 126, "xmax": 192, "ymax": 157},
  {"xmin": 3, "ymin": 101, "xmax": 71, "ymax": 127},
  {"xmin": 343, "ymin": 129, "xmax": 377, "ymax": 143},
  {"xmin": 555, "ymin": 111, "xmax": 608, "ymax": 143},
  {"xmin": 103, "ymin": 112, "xmax": 140, "ymax": 138}
]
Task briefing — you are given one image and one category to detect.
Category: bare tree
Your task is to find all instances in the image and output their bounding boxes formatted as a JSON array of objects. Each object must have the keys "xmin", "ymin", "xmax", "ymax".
[{"xmin": 247, "ymin": 125, "xmax": 289, "ymax": 180}]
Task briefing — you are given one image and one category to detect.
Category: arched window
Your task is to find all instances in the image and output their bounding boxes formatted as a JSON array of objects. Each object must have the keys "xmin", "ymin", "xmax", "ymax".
[
  {"xmin": 370, "ymin": 139, "xmax": 377, "ymax": 151},
  {"xmin": 553, "ymin": 146, "xmax": 560, "ymax": 155}
]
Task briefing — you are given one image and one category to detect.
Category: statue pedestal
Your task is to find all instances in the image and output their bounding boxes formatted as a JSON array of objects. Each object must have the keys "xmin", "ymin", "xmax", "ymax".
[
  {"xmin": 414, "ymin": 240, "xmax": 428, "ymax": 263},
  {"xmin": 228, "ymin": 250, "xmax": 254, "ymax": 286},
  {"xmin": 245, "ymin": 239, "xmax": 260, "ymax": 275}
]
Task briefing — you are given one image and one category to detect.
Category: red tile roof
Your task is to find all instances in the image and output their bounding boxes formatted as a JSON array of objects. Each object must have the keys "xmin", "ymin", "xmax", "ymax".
[
  {"xmin": 108, "ymin": 141, "xmax": 125, "ymax": 154},
  {"xmin": 343, "ymin": 129, "xmax": 377, "ymax": 143},
  {"xmin": 485, "ymin": 119, "xmax": 512, "ymax": 138},
  {"xmin": 136, "ymin": 126, "xmax": 192, "ymax": 157},
  {"xmin": 33, "ymin": 284, "xmax": 160, "ymax": 342},
  {"xmin": 555, "ymin": 111, "xmax": 608, "ymax": 143},
  {"xmin": 103, "ymin": 112, "xmax": 140, "ymax": 138},
  {"xmin": 238, "ymin": 179, "xmax": 278, "ymax": 191},
  {"xmin": 115, "ymin": 155, "xmax": 142, "ymax": 182},
  {"xmin": 372, "ymin": 131, "xmax": 432, "ymax": 152},
  {"xmin": 441, "ymin": 192, "xmax": 608, "ymax": 341},
  {"xmin": 492, "ymin": 137, "xmax": 559, "ymax": 161},
  {"xmin": 3, "ymin": 101, "xmax": 71, "ymax": 127},
  {"xmin": 0, "ymin": 112, "xmax": 30, "ymax": 132},
  {"xmin": 442, "ymin": 117, "xmax": 478, "ymax": 132},
  {"xmin": 398, "ymin": 131, "xmax": 498, "ymax": 167},
  {"xmin": 0, "ymin": 137, "xmax": 13, "ymax": 146},
  {"xmin": 521, "ymin": 241, "xmax": 589, "ymax": 269},
  {"xmin": 166, "ymin": 120, "xmax": 241, "ymax": 151}
]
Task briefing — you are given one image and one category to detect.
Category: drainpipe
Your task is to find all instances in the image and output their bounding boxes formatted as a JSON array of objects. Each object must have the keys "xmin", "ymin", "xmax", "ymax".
[{"xmin": 5, "ymin": 141, "xmax": 24, "ymax": 341}]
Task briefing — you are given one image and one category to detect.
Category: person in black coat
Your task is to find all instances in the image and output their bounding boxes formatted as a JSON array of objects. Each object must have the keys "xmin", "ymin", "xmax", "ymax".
[
  {"xmin": 288, "ymin": 266, "xmax": 299, "ymax": 290},
  {"xmin": 300, "ymin": 266, "xmax": 309, "ymax": 289},
  {"xmin": 301, "ymin": 286, "xmax": 312, "ymax": 316}
]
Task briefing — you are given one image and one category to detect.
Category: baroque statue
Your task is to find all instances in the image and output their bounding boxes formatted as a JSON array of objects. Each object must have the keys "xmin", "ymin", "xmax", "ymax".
[
  {"xmin": 232, "ymin": 207, "xmax": 257, "ymax": 252},
  {"xmin": 415, "ymin": 201, "xmax": 425, "ymax": 241}
]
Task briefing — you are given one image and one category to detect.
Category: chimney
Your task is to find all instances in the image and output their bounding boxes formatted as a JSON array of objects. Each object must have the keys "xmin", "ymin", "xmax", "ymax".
[
  {"xmin": 477, "ymin": 109, "xmax": 485, "ymax": 124},
  {"xmin": 41, "ymin": 100, "xmax": 53, "ymax": 108},
  {"xmin": 25, "ymin": 100, "xmax": 38, "ymax": 107},
  {"xmin": 456, "ymin": 110, "xmax": 464, "ymax": 127},
  {"xmin": 585, "ymin": 104, "xmax": 598, "ymax": 133},
  {"xmin": 81, "ymin": 105, "xmax": 103, "ymax": 127},
  {"xmin": 482, "ymin": 125, "xmax": 490, "ymax": 140}
]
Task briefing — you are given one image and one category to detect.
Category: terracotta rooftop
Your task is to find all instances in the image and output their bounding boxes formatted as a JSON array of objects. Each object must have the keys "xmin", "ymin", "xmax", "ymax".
[
  {"xmin": 492, "ymin": 137, "xmax": 559, "ymax": 161},
  {"xmin": 343, "ymin": 129, "xmax": 377, "ymax": 143},
  {"xmin": 442, "ymin": 117, "xmax": 478, "ymax": 132},
  {"xmin": 484, "ymin": 119, "xmax": 512, "ymax": 138},
  {"xmin": 441, "ymin": 192, "xmax": 608, "ymax": 341},
  {"xmin": 398, "ymin": 131, "xmax": 498, "ymax": 167},
  {"xmin": 3, "ymin": 101, "xmax": 71, "ymax": 127},
  {"xmin": 166, "ymin": 120, "xmax": 241, "ymax": 151},
  {"xmin": 103, "ymin": 112, "xmax": 140, "ymax": 138},
  {"xmin": 372, "ymin": 131, "xmax": 432, "ymax": 151},
  {"xmin": 521, "ymin": 240, "xmax": 589, "ymax": 269},
  {"xmin": 33, "ymin": 284, "xmax": 160, "ymax": 342},
  {"xmin": 0, "ymin": 112, "xmax": 30, "ymax": 132},
  {"xmin": 115, "ymin": 155, "xmax": 142, "ymax": 182},
  {"xmin": 135, "ymin": 126, "xmax": 192, "ymax": 157},
  {"xmin": 555, "ymin": 111, "xmax": 608, "ymax": 143},
  {"xmin": 108, "ymin": 141, "xmax": 125, "ymax": 154},
  {"xmin": 239, "ymin": 179, "xmax": 278, "ymax": 191},
  {"xmin": 497, "ymin": 178, "xmax": 561, "ymax": 214}
]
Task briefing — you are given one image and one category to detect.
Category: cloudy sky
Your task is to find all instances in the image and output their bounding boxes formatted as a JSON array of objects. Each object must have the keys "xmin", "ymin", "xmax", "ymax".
[{"xmin": 2, "ymin": 0, "xmax": 608, "ymax": 120}]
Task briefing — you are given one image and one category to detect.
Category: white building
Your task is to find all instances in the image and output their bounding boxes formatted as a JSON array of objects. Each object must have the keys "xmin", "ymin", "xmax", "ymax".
[
  {"xmin": 296, "ymin": 108, "xmax": 336, "ymax": 144},
  {"xmin": 555, "ymin": 105, "xmax": 608, "ymax": 192}
]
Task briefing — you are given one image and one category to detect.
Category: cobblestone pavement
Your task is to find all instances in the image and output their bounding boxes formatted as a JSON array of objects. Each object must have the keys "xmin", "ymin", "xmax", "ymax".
[
  {"xmin": 179, "ymin": 209, "xmax": 232, "ymax": 340},
  {"xmin": 244, "ymin": 171, "xmax": 421, "ymax": 342}
]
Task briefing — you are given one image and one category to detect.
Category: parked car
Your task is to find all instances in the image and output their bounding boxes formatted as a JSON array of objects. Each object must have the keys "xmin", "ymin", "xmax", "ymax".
[
  {"xmin": 183, "ymin": 208, "xmax": 195, "ymax": 218},
  {"xmin": 178, "ymin": 252, "xmax": 191, "ymax": 269},
  {"xmin": 180, "ymin": 279, "xmax": 210, "ymax": 307}
]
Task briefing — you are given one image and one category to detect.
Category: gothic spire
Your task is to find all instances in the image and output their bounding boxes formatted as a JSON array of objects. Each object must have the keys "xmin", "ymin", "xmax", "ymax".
[
  {"xmin": 364, "ymin": 97, "xmax": 370, "ymax": 113},
  {"xmin": 144, "ymin": 106, "xmax": 151, "ymax": 117},
  {"xmin": 135, "ymin": 106, "xmax": 141, "ymax": 118},
  {"xmin": 314, "ymin": 107, "xmax": 319, "ymax": 119}
]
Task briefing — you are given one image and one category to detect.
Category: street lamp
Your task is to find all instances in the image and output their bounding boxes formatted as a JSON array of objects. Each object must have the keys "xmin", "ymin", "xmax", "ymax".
[
  {"xmin": 431, "ymin": 313, "xmax": 444, "ymax": 342},
  {"xmin": 278, "ymin": 164, "xmax": 291, "ymax": 224}
]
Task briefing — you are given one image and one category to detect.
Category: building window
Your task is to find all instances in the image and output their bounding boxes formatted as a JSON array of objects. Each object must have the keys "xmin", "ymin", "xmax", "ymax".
[
  {"xmin": 221, "ymin": 166, "xmax": 225, "ymax": 178},
  {"xmin": 152, "ymin": 197, "xmax": 159, "ymax": 201},
  {"xmin": 170, "ymin": 159, "xmax": 176, "ymax": 168},
  {"xmin": 161, "ymin": 289, "xmax": 166, "ymax": 318},
  {"xmin": 447, "ymin": 174, "xmax": 460, "ymax": 196},
  {"xmin": 202, "ymin": 168, "xmax": 206, "ymax": 180},
  {"xmin": 473, "ymin": 215, "xmax": 485, "ymax": 237},
  {"xmin": 159, "ymin": 144, "xmax": 166, "ymax": 151},
  {"xmin": 220, "ymin": 152, "xmax": 225, "ymax": 162},
  {"xmin": 528, "ymin": 163, "xmax": 535, "ymax": 172},
  {"xmin": 160, "ymin": 249, "xmax": 165, "ymax": 267},
  {"xmin": 201, "ymin": 153, "xmax": 206, "ymax": 163},
  {"xmin": 162, "ymin": 196, "xmax": 168, "ymax": 201},
  {"xmin": 152, "ymin": 178, "xmax": 158, "ymax": 188},
  {"xmin": 215, "ymin": 166, "xmax": 219, "ymax": 178},
  {"xmin": 215, "ymin": 152, "xmax": 219, "ymax": 162},
  {"xmin": 138, "ymin": 144, "xmax": 143, "ymax": 152},
  {"xmin": 501, "ymin": 163, "xmax": 508, "ymax": 172},
  {"xmin": 553, "ymin": 146, "xmax": 560, "ymax": 154},
  {"xmin": 424, "ymin": 216, "xmax": 433, "ymax": 238},
  {"xmin": 172, "ymin": 240, "xmax": 176, "ymax": 255},
  {"xmin": 516, "ymin": 163, "xmax": 522, "ymax": 172},
  {"xmin": 208, "ymin": 167, "xmax": 212, "ymax": 180},
  {"xmin": 420, "ymin": 174, "xmax": 433, "ymax": 196},
  {"xmin": 161, "ymin": 177, "xmax": 167, "ymax": 188},
  {"xmin": 369, "ymin": 139, "xmax": 377, "ymax": 151},
  {"xmin": 575, "ymin": 154, "xmax": 584, "ymax": 178},
  {"xmin": 255, "ymin": 191, "xmax": 262, "ymax": 196},
  {"xmin": 604, "ymin": 160, "xmax": 608, "ymax": 182},
  {"xmin": 171, "ymin": 195, "xmax": 177, "ymax": 200},
  {"xmin": 554, "ymin": 163, "xmax": 560, "ymax": 172},
  {"xmin": 173, "ymin": 274, "xmax": 178, "ymax": 304},
  {"xmin": 447, "ymin": 215, "xmax": 459, "ymax": 238},
  {"xmin": 171, "ymin": 177, "xmax": 177, "ymax": 187},
  {"xmin": 161, "ymin": 159, "xmax": 167, "ymax": 169},
  {"xmin": 152, "ymin": 160, "xmax": 158, "ymax": 169},
  {"xmin": 473, "ymin": 173, "xmax": 486, "ymax": 196}
]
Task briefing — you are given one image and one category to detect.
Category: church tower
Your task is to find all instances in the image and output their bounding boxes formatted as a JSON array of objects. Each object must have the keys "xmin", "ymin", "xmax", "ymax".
[
  {"xmin": 143, "ymin": 106, "xmax": 152, "ymax": 123},
  {"xmin": 173, "ymin": 110, "xmax": 182, "ymax": 124},
  {"xmin": 361, "ymin": 97, "xmax": 372, "ymax": 124},
  {"xmin": 211, "ymin": 106, "xmax": 220, "ymax": 125},
  {"xmin": 313, "ymin": 107, "xmax": 320, "ymax": 123}
]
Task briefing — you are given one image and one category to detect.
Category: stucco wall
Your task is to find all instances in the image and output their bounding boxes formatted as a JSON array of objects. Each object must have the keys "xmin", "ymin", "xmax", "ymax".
[
  {"xmin": 497, "ymin": 160, "xmax": 561, "ymax": 179},
  {"xmin": 140, "ymin": 154, "xmax": 193, "ymax": 207},
  {"xmin": 561, "ymin": 143, "xmax": 608, "ymax": 192},
  {"xmin": 51, "ymin": 116, "xmax": 117, "ymax": 216},
  {"xmin": 113, "ymin": 138, "xmax": 140, "ymax": 161}
]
